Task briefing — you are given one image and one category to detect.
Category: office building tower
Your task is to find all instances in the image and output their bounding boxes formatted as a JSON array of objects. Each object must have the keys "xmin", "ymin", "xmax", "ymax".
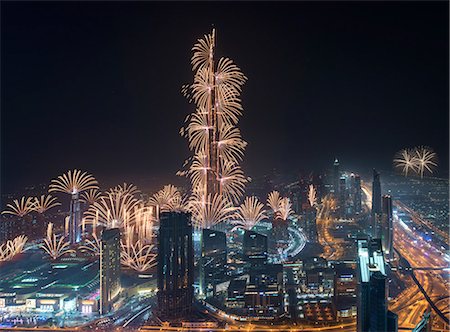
[
  {"xmin": 100, "ymin": 228, "xmax": 121, "ymax": 315},
  {"xmin": 157, "ymin": 212, "xmax": 194, "ymax": 319},
  {"xmin": 245, "ymin": 263, "xmax": 283, "ymax": 317},
  {"xmin": 68, "ymin": 192, "xmax": 82, "ymax": 244},
  {"xmin": 381, "ymin": 195, "xmax": 394, "ymax": 261},
  {"xmin": 354, "ymin": 174, "xmax": 362, "ymax": 214},
  {"xmin": 304, "ymin": 208, "xmax": 318, "ymax": 243},
  {"xmin": 371, "ymin": 169, "xmax": 382, "ymax": 238},
  {"xmin": 226, "ymin": 279, "xmax": 247, "ymax": 309},
  {"xmin": 243, "ymin": 230, "xmax": 268, "ymax": 267},
  {"xmin": 339, "ymin": 177, "xmax": 347, "ymax": 218},
  {"xmin": 357, "ymin": 238, "xmax": 397, "ymax": 332},
  {"xmin": 334, "ymin": 264, "xmax": 357, "ymax": 319},
  {"xmin": 201, "ymin": 229, "xmax": 227, "ymax": 297},
  {"xmin": 333, "ymin": 158, "xmax": 340, "ymax": 194}
]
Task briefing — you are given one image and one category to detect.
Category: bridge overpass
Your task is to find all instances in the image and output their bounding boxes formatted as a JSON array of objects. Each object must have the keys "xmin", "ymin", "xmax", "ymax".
[{"xmin": 395, "ymin": 248, "xmax": 449, "ymax": 325}]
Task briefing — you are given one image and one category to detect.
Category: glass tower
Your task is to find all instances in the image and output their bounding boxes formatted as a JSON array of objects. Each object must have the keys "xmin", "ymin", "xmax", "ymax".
[{"xmin": 157, "ymin": 211, "xmax": 194, "ymax": 319}]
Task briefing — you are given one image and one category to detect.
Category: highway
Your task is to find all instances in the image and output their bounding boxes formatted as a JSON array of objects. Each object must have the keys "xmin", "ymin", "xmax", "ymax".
[{"xmin": 360, "ymin": 182, "xmax": 449, "ymax": 330}]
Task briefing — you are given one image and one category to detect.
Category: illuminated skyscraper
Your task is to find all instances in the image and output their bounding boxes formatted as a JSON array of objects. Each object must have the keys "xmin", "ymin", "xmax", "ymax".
[
  {"xmin": 68, "ymin": 193, "xmax": 81, "ymax": 244},
  {"xmin": 243, "ymin": 230, "xmax": 268, "ymax": 267},
  {"xmin": 371, "ymin": 169, "xmax": 382, "ymax": 237},
  {"xmin": 99, "ymin": 228, "xmax": 121, "ymax": 315},
  {"xmin": 304, "ymin": 208, "xmax": 318, "ymax": 243},
  {"xmin": 354, "ymin": 174, "xmax": 362, "ymax": 214},
  {"xmin": 381, "ymin": 195, "xmax": 394, "ymax": 261},
  {"xmin": 157, "ymin": 211, "xmax": 194, "ymax": 319},
  {"xmin": 333, "ymin": 158, "xmax": 340, "ymax": 194},
  {"xmin": 201, "ymin": 229, "xmax": 227, "ymax": 297},
  {"xmin": 339, "ymin": 176, "xmax": 347, "ymax": 218},
  {"xmin": 357, "ymin": 238, "xmax": 397, "ymax": 332}
]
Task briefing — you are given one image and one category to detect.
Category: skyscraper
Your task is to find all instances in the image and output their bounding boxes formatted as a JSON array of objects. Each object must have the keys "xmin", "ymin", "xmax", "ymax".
[
  {"xmin": 333, "ymin": 158, "xmax": 340, "ymax": 194},
  {"xmin": 339, "ymin": 176, "xmax": 347, "ymax": 218},
  {"xmin": 99, "ymin": 228, "xmax": 121, "ymax": 315},
  {"xmin": 354, "ymin": 174, "xmax": 362, "ymax": 214},
  {"xmin": 243, "ymin": 230, "xmax": 268, "ymax": 267},
  {"xmin": 201, "ymin": 229, "xmax": 227, "ymax": 297},
  {"xmin": 371, "ymin": 169, "xmax": 382, "ymax": 237},
  {"xmin": 357, "ymin": 238, "xmax": 397, "ymax": 332},
  {"xmin": 68, "ymin": 192, "xmax": 81, "ymax": 244},
  {"xmin": 381, "ymin": 195, "xmax": 394, "ymax": 261},
  {"xmin": 157, "ymin": 211, "xmax": 194, "ymax": 319},
  {"xmin": 304, "ymin": 208, "xmax": 318, "ymax": 243}
]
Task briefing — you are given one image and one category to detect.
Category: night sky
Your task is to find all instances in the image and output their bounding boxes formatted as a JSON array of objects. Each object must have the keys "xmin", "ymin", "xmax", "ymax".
[{"xmin": 1, "ymin": 1, "xmax": 448, "ymax": 194}]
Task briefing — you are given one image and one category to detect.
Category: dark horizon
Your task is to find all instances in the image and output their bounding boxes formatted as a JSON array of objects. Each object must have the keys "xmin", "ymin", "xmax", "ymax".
[{"xmin": 1, "ymin": 1, "xmax": 449, "ymax": 194}]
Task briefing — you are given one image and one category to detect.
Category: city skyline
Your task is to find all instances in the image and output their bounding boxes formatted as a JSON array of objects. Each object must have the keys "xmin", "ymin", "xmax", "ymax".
[
  {"xmin": 0, "ymin": 2, "xmax": 448, "ymax": 331},
  {"xmin": 1, "ymin": 2, "xmax": 449, "ymax": 194}
]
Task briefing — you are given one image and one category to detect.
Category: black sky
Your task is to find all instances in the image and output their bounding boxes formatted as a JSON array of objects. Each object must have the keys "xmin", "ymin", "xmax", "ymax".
[{"xmin": 1, "ymin": 1, "xmax": 449, "ymax": 194}]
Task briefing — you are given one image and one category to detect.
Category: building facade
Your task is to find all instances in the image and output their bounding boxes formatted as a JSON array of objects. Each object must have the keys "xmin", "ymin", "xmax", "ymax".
[
  {"xmin": 157, "ymin": 211, "xmax": 194, "ymax": 319},
  {"xmin": 201, "ymin": 229, "xmax": 227, "ymax": 297},
  {"xmin": 381, "ymin": 195, "xmax": 394, "ymax": 261},
  {"xmin": 99, "ymin": 228, "xmax": 121, "ymax": 315}
]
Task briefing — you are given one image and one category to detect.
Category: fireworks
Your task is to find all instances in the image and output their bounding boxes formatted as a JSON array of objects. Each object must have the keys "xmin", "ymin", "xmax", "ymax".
[
  {"xmin": 414, "ymin": 146, "xmax": 438, "ymax": 178},
  {"xmin": 218, "ymin": 161, "xmax": 248, "ymax": 204},
  {"xmin": 267, "ymin": 191, "xmax": 282, "ymax": 214},
  {"xmin": 79, "ymin": 233, "xmax": 101, "ymax": 255},
  {"xmin": 308, "ymin": 185, "xmax": 317, "ymax": 208},
  {"xmin": 267, "ymin": 191, "xmax": 294, "ymax": 221},
  {"xmin": 0, "ymin": 235, "xmax": 28, "ymax": 261},
  {"xmin": 80, "ymin": 189, "xmax": 102, "ymax": 205},
  {"xmin": 1, "ymin": 197, "xmax": 35, "ymax": 217},
  {"xmin": 393, "ymin": 148, "xmax": 419, "ymax": 177},
  {"xmin": 393, "ymin": 146, "xmax": 438, "ymax": 178},
  {"xmin": 85, "ymin": 185, "xmax": 140, "ymax": 230},
  {"xmin": 32, "ymin": 195, "xmax": 61, "ymax": 214},
  {"xmin": 180, "ymin": 29, "xmax": 248, "ymax": 226},
  {"xmin": 188, "ymin": 193, "xmax": 235, "ymax": 229},
  {"xmin": 149, "ymin": 185, "xmax": 186, "ymax": 212},
  {"xmin": 278, "ymin": 198, "xmax": 294, "ymax": 221},
  {"xmin": 134, "ymin": 204, "xmax": 157, "ymax": 242},
  {"xmin": 41, "ymin": 223, "xmax": 74, "ymax": 260},
  {"xmin": 121, "ymin": 239, "xmax": 157, "ymax": 272},
  {"xmin": 49, "ymin": 169, "xmax": 98, "ymax": 194},
  {"xmin": 232, "ymin": 196, "xmax": 267, "ymax": 231}
]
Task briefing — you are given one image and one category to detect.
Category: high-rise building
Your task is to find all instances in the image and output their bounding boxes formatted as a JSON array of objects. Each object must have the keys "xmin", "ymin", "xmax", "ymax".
[
  {"xmin": 245, "ymin": 263, "xmax": 283, "ymax": 317},
  {"xmin": 304, "ymin": 208, "xmax": 318, "ymax": 243},
  {"xmin": 333, "ymin": 158, "xmax": 340, "ymax": 194},
  {"xmin": 354, "ymin": 174, "xmax": 362, "ymax": 214},
  {"xmin": 201, "ymin": 229, "xmax": 227, "ymax": 297},
  {"xmin": 68, "ymin": 192, "xmax": 82, "ymax": 244},
  {"xmin": 99, "ymin": 228, "xmax": 121, "ymax": 315},
  {"xmin": 339, "ymin": 177, "xmax": 347, "ymax": 218},
  {"xmin": 157, "ymin": 212, "xmax": 194, "ymax": 319},
  {"xmin": 357, "ymin": 238, "xmax": 397, "ymax": 332},
  {"xmin": 371, "ymin": 169, "xmax": 382, "ymax": 238},
  {"xmin": 243, "ymin": 230, "xmax": 268, "ymax": 267},
  {"xmin": 381, "ymin": 195, "xmax": 394, "ymax": 261}
]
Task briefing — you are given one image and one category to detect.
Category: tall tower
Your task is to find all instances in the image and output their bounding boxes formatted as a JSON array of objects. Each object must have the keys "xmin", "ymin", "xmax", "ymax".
[
  {"xmin": 356, "ymin": 238, "xmax": 397, "ymax": 332},
  {"xmin": 381, "ymin": 195, "xmax": 394, "ymax": 261},
  {"xmin": 201, "ymin": 229, "xmax": 227, "ymax": 297},
  {"xmin": 157, "ymin": 212, "xmax": 194, "ymax": 319},
  {"xmin": 354, "ymin": 174, "xmax": 362, "ymax": 214},
  {"xmin": 68, "ymin": 192, "xmax": 81, "ymax": 244},
  {"xmin": 243, "ymin": 230, "xmax": 268, "ymax": 267},
  {"xmin": 333, "ymin": 158, "xmax": 340, "ymax": 194},
  {"xmin": 100, "ymin": 228, "xmax": 121, "ymax": 315},
  {"xmin": 371, "ymin": 169, "xmax": 382, "ymax": 237},
  {"xmin": 339, "ymin": 176, "xmax": 347, "ymax": 218},
  {"xmin": 181, "ymin": 29, "xmax": 247, "ymax": 205}
]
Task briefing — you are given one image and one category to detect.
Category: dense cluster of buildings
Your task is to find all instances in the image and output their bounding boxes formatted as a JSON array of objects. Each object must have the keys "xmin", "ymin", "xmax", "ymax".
[{"xmin": 1, "ymin": 159, "xmax": 441, "ymax": 331}]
